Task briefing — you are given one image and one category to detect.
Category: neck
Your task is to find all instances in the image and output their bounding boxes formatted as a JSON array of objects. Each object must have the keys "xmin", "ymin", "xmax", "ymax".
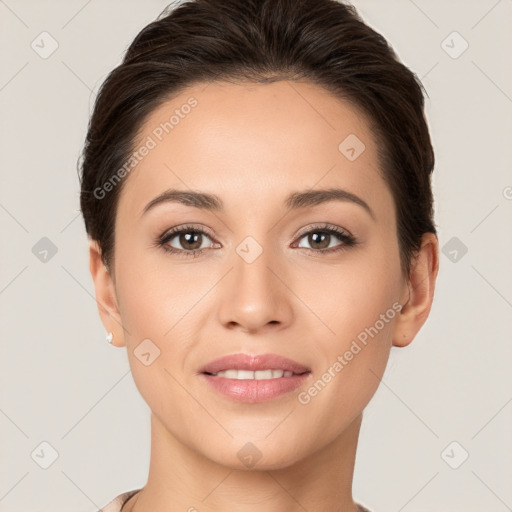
[{"xmin": 126, "ymin": 412, "xmax": 363, "ymax": 512}]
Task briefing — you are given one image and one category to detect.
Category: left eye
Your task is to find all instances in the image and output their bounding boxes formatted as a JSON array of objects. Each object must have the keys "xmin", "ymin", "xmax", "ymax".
[{"xmin": 296, "ymin": 229, "xmax": 348, "ymax": 251}]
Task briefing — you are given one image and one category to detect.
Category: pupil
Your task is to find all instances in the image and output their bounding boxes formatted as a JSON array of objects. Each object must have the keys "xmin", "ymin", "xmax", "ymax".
[
  {"xmin": 310, "ymin": 232, "xmax": 329, "ymax": 249},
  {"xmin": 181, "ymin": 232, "xmax": 202, "ymax": 250}
]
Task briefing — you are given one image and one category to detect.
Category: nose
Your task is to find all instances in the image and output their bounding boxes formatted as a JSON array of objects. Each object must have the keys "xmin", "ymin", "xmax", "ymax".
[{"xmin": 217, "ymin": 242, "xmax": 294, "ymax": 334}]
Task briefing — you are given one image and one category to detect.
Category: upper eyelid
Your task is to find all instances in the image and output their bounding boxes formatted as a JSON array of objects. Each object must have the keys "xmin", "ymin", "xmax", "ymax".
[
  {"xmin": 162, "ymin": 224, "xmax": 214, "ymax": 237},
  {"xmin": 295, "ymin": 224, "xmax": 352, "ymax": 238}
]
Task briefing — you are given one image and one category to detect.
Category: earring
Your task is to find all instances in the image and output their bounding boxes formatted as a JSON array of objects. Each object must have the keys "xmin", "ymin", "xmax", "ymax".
[{"xmin": 106, "ymin": 332, "xmax": 113, "ymax": 344}]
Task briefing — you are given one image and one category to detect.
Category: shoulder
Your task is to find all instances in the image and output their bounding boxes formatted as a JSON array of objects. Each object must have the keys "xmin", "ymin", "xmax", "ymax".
[{"xmin": 98, "ymin": 489, "xmax": 141, "ymax": 512}]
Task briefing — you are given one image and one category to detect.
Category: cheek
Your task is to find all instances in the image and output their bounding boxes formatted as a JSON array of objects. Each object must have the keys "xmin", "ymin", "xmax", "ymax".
[
  {"xmin": 335, "ymin": 270, "xmax": 399, "ymax": 349},
  {"xmin": 296, "ymin": 273, "xmax": 399, "ymax": 433},
  {"xmin": 299, "ymin": 253, "xmax": 401, "ymax": 343},
  {"xmin": 319, "ymin": 283, "xmax": 397, "ymax": 391},
  {"xmin": 114, "ymin": 239, "xmax": 197, "ymax": 338},
  {"xmin": 114, "ymin": 247, "xmax": 211, "ymax": 392},
  {"xmin": 115, "ymin": 261, "xmax": 197, "ymax": 423},
  {"xmin": 298, "ymin": 241, "xmax": 402, "ymax": 389}
]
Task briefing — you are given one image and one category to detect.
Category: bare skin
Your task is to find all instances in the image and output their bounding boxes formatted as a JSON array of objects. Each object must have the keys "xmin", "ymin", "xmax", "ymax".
[{"xmin": 89, "ymin": 80, "xmax": 439, "ymax": 512}]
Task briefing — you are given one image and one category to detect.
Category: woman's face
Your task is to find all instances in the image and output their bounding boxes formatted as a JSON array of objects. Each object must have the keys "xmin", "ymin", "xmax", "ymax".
[{"xmin": 103, "ymin": 80, "xmax": 412, "ymax": 468}]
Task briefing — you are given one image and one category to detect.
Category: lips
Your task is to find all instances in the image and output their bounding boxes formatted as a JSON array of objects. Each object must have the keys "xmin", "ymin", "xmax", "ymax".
[{"xmin": 199, "ymin": 353, "xmax": 311, "ymax": 376}]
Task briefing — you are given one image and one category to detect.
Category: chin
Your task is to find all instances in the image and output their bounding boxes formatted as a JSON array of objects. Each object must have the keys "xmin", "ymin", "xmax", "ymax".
[{"xmin": 202, "ymin": 436, "xmax": 308, "ymax": 471}]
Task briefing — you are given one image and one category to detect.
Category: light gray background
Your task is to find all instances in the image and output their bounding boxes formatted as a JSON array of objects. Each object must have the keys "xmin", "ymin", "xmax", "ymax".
[{"xmin": 1, "ymin": 1, "xmax": 511, "ymax": 511}]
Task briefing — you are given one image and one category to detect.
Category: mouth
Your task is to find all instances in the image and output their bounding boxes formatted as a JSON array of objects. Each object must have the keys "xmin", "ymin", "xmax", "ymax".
[
  {"xmin": 199, "ymin": 353, "xmax": 312, "ymax": 403},
  {"xmin": 203, "ymin": 368, "xmax": 308, "ymax": 379},
  {"xmin": 199, "ymin": 352, "xmax": 311, "ymax": 376}
]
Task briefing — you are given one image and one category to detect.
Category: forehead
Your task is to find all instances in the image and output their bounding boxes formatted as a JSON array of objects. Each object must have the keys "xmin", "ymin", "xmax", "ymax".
[{"xmin": 118, "ymin": 80, "xmax": 392, "ymax": 220}]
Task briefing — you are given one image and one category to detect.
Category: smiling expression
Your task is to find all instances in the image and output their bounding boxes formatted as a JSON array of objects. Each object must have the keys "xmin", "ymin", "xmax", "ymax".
[{"xmin": 99, "ymin": 79, "xmax": 412, "ymax": 468}]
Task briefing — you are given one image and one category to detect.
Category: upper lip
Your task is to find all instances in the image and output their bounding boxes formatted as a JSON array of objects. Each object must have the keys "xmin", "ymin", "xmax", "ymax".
[{"xmin": 199, "ymin": 353, "xmax": 311, "ymax": 375}]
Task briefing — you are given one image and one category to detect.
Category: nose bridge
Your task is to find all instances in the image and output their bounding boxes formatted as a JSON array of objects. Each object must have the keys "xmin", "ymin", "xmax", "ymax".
[
  {"xmin": 235, "ymin": 235, "xmax": 275, "ymax": 294},
  {"xmin": 234, "ymin": 233, "xmax": 278, "ymax": 302},
  {"xmin": 217, "ymin": 232, "xmax": 292, "ymax": 331},
  {"xmin": 231, "ymin": 209, "xmax": 279, "ymax": 289}
]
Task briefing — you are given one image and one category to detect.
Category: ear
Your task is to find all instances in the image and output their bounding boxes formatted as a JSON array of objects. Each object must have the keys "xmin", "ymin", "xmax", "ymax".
[
  {"xmin": 392, "ymin": 232, "xmax": 440, "ymax": 348},
  {"xmin": 88, "ymin": 240, "xmax": 126, "ymax": 347}
]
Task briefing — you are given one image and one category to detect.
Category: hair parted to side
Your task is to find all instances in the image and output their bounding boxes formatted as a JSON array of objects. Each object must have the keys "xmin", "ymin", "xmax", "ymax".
[{"xmin": 79, "ymin": 0, "xmax": 436, "ymax": 278}]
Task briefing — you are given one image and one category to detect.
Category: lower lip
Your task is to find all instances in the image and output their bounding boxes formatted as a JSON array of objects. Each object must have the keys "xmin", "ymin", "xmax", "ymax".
[{"xmin": 200, "ymin": 372, "xmax": 311, "ymax": 403}]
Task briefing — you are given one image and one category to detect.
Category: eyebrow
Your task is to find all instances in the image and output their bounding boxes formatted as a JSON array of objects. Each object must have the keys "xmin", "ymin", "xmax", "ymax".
[{"xmin": 141, "ymin": 187, "xmax": 375, "ymax": 220}]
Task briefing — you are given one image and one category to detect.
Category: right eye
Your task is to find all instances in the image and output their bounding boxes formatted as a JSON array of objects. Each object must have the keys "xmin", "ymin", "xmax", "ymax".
[{"xmin": 158, "ymin": 225, "xmax": 219, "ymax": 258}]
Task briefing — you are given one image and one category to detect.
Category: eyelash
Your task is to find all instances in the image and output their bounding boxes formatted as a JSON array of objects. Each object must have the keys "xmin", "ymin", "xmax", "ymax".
[{"xmin": 157, "ymin": 223, "xmax": 358, "ymax": 259}]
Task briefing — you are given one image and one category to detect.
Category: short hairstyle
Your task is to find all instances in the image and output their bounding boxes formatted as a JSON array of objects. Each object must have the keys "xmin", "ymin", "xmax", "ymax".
[{"xmin": 79, "ymin": 0, "xmax": 436, "ymax": 277}]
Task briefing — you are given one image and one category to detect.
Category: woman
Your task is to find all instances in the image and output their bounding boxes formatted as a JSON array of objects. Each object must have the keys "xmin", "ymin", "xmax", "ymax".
[{"xmin": 80, "ymin": 0, "xmax": 439, "ymax": 510}]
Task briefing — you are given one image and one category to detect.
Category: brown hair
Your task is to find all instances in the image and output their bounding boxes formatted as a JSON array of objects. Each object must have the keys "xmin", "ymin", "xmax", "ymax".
[{"xmin": 79, "ymin": 0, "xmax": 436, "ymax": 277}]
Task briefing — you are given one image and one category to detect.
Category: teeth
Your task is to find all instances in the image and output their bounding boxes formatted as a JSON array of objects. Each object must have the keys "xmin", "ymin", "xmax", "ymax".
[{"xmin": 211, "ymin": 369, "xmax": 296, "ymax": 379}]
